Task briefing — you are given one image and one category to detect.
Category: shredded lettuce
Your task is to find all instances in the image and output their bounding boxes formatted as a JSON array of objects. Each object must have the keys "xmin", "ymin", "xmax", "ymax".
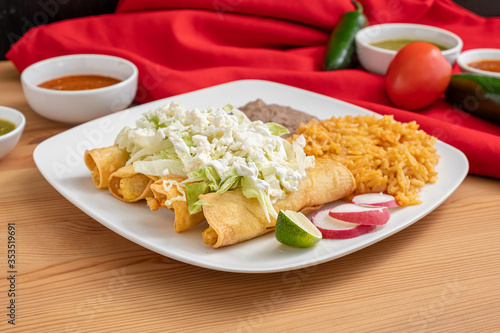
[
  {"xmin": 228, "ymin": 106, "xmax": 251, "ymax": 125},
  {"xmin": 115, "ymin": 126, "xmax": 134, "ymax": 153},
  {"xmin": 133, "ymin": 159, "xmax": 187, "ymax": 177},
  {"xmin": 261, "ymin": 166, "xmax": 284, "ymax": 200},
  {"xmin": 217, "ymin": 174, "xmax": 240, "ymax": 194},
  {"xmin": 241, "ymin": 177, "xmax": 277, "ymax": 222},
  {"xmin": 265, "ymin": 122, "xmax": 290, "ymax": 136},
  {"xmin": 162, "ymin": 180, "xmax": 187, "ymax": 206},
  {"xmin": 190, "ymin": 166, "xmax": 221, "ymax": 191},
  {"xmin": 292, "ymin": 135, "xmax": 315, "ymax": 176},
  {"xmin": 185, "ymin": 182, "xmax": 210, "ymax": 214}
]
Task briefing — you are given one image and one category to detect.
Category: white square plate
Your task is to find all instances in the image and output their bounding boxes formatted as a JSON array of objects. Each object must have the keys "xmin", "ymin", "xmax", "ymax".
[{"xmin": 33, "ymin": 80, "xmax": 469, "ymax": 273}]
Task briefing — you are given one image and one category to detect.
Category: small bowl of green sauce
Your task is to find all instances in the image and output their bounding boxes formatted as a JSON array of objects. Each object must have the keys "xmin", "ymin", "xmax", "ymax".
[
  {"xmin": 369, "ymin": 39, "xmax": 449, "ymax": 52},
  {"xmin": 355, "ymin": 23, "xmax": 463, "ymax": 75},
  {"xmin": 0, "ymin": 106, "xmax": 26, "ymax": 160}
]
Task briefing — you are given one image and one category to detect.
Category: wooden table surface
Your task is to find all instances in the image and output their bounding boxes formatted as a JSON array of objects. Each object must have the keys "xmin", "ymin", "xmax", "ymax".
[{"xmin": 1, "ymin": 60, "xmax": 499, "ymax": 332}]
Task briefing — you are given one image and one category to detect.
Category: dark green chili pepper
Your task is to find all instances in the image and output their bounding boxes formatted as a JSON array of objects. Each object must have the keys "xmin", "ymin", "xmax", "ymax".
[
  {"xmin": 324, "ymin": 1, "xmax": 368, "ymax": 71},
  {"xmin": 445, "ymin": 73, "xmax": 500, "ymax": 125}
]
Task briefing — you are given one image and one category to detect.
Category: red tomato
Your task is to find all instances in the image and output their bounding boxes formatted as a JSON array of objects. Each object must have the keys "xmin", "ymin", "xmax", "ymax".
[{"xmin": 385, "ymin": 41, "xmax": 452, "ymax": 110}]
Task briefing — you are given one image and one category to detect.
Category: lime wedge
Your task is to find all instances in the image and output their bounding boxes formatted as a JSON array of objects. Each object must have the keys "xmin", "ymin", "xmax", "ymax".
[{"xmin": 275, "ymin": 210, "xmax": 322, "ymax": 248}]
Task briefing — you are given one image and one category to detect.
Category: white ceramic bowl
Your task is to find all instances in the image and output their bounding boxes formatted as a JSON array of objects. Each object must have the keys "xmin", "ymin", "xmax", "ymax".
[
  {"xmin": 355, "ymin": 23, "xmax": 463, "ymax": 75},
  {"xmin": 457, "ymin": 48, "xmax": 500, "ymax": 79},
  {"xmin": 0, "ymin": 106, "xmax": 26, "ymax": 160},
  {"xmin": 21, "ymin": 54, "xmax": 138, "ymax": 124}
]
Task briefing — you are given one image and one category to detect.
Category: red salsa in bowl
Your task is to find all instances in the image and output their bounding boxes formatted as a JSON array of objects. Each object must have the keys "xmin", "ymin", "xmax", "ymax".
[
  {"xmin": 467, "ymin": 60, "xmax": 500, "ymax": 73},
  {"xmin": 38, "ymin": 75, "xmax": 121, "ymax": 91}
]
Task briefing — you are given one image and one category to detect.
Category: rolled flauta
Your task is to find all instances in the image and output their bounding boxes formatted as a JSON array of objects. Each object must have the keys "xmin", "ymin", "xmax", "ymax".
[
  {"xmin": 84, "ymin": 145, "xmax": 129, "ymax": 189},
  {"xmin": 108, "ymin": 164, "xmax": 158, "ymax": 202},
  {"xmin": 201, "ymin": 158, "xmax": 355, "ymax": 248},
  {"xmin": 147, "ymin": 176, "xmax": 205, "ymax": 233}
]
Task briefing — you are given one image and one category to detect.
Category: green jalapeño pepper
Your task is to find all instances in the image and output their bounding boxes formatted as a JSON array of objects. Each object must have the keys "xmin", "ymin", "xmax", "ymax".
[
  {"xmin": 324, "ymin": 0, "xmax": 368, "ymax": 71},
  {"xmin": 445, "ymin": 73, "xmax": 500, "ymax": 125}
]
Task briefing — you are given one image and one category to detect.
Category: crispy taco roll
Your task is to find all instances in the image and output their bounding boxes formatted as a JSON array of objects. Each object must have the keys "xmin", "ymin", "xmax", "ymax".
[
  {"xmin": 107, "ymin": 164, "xmax": 158, "ymax": 202},
  {"xmin": 201, "ymin": 159, "xmax": 355, "ymax": 248},
  {"xmin": 147, "ymin": 176, "xmax": 205, "ymax": 233},
  {"xmin": 84, "ymin": 145, "xmax": 129, "ymax": 189}
]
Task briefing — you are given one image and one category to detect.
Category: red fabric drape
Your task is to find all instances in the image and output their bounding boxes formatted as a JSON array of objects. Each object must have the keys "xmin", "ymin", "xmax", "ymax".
[{"xmin": 7, "ymin": 0, "xmax": 500, "ymax": 177}]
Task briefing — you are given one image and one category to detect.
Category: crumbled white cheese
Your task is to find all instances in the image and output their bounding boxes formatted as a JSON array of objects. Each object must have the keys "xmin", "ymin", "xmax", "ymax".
[{"xmin": 124, "ymin": 101, "xmax": 314, "ymax": 199}]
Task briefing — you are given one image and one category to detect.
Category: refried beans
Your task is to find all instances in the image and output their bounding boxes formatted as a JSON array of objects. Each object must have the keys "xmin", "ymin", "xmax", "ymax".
[{"xmin": 239, "ymin": 99, "xmax": 317, "ymax": 137}]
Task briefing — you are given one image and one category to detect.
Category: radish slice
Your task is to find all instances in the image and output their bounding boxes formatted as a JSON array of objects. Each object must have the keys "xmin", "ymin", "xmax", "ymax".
[
  {"xmin": 328, "ymin": 204, "xmax": 390, "ymax": 225},
  {"xmin": 351, "ymin": 193, "xmax": 399, "ymax": 207},
  {"xmin": 312, "ymin": 209, "xmax": 376, "ymax": 239}
]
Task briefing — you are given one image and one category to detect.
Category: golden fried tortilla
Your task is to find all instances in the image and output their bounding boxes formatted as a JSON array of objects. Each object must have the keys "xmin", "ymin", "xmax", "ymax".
[
  {"xmin": 84, "ymin": 145, "xmax": 129, "ymax": 189},
  {"xmin": 108, "ymin": 164, "xmax": 158, "ymax": 202},
  {"xmin": 201, "ymin": 158, "xmax": 355, "ymax": 248},
  {"xmin": 147, "ymin": 176, "xmax": 205, "ymax": 233}
]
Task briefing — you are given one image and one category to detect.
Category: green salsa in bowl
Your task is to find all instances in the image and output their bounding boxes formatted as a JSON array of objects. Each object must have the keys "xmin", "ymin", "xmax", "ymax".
[
  {"xmin": 370, "ymin": 39, "xmax": 448, "ymax": 52},
  {"xmin": 0, "ymin": 118, "xmax": 16, "ymax": 136},
  {"xmin": 355, "ymin": 23, "xmax": 463, "ymax": 75},
  {"xmin": 0, "ymin": 107, "xmax": 26, "ymax": 159}
]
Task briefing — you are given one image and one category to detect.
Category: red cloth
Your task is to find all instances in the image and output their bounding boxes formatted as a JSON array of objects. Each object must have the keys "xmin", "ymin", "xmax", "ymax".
[{"xmin": 6, "ymin": 0, "xmax": 500, "ymax": 178}]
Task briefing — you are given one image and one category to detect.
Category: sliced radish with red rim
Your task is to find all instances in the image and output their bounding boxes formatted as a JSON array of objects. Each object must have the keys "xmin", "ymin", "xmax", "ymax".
[
  {"xmin": 351, "ymin": 193, "xmax": 399, "ymax": 208},
  {"xmin": 311, "ymin": 209, "xmax": 377, "ymax": 239},
  {"xmin": 328, "ymin": 204, "xmax": 390, "ymax": 225}
]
